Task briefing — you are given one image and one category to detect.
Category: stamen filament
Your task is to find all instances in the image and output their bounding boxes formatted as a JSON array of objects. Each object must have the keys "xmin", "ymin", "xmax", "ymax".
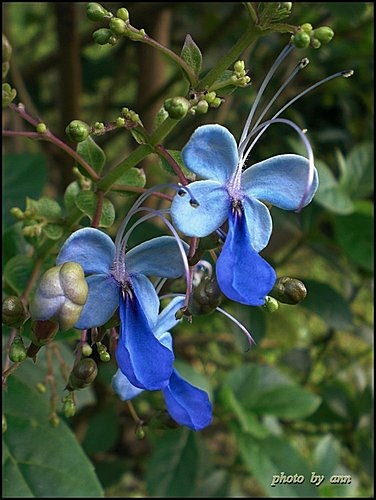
[{"xmin": 216, "ymin": 306, "xmax": 255, "ymax": 349}]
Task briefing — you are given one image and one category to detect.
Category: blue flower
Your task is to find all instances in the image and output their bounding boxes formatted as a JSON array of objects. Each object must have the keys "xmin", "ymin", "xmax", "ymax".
[
  {"xmin": 112, "ymin": 297, "xmax": 213, "ymax": 431},
  {"xmin": 171, "ymin": 124, "xmax": 319, "ymax": 306},
  {"xmin": 56, "ymin": 227, "xmax": 188, "ymax": 391}
]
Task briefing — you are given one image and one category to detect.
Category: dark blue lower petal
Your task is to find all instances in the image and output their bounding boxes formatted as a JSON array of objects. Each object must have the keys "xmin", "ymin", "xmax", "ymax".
[
  {"xmin": 162, "ymin": 369, "xmax": 212, "ymax": 431},
  {"xmin": 216, "ymin": 207, "xmax": 276, "ymax": 306},
  {"xmin": 116, "ymin": 287, "xmax": 174, "ymax": 391}
]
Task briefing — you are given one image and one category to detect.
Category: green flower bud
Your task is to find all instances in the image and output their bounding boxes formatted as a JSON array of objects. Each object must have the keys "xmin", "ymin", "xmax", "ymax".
[
  {"xmin": 269, "ymin": 277, "xmax": 307, "ymax": 305},
  {"xmin": 93, "ymin": 121, "xmax": 105, "ymax": 132},
  {"xmin": 189, "ymin": 276, "xmax": 222, "ymax": 316},
  {"xmin": 211, "ymin": 97, "xmax": 222, "ymax": 108},
  {"xmin": 86, "ymin": 3, "xmax": 109, "ymax": 22},
  {"xmin": 135, "ymin": 425, "xmax": 145, "ymax": 439},
  {"xmin": 29, "ymin": 262, "xmax": 88, "ymax": 331},
  {"xmin": 65, "ymin": 120, "xmax": 90, "ymax": 142},
  {"xmin": 116, "ymin": 116, "xmax": 125, "ymax": 127},
  {"xmin": 36, "ymin": 122, "xmax": 47, "ymax": 134},
  {"xmin": 310, "ymin": 38, "xmax": 321, "ymax": 49},
  {"xmin": 195, "ymin": 100, "xmax": 209, "ymax": 115},
  {"xmin": 164, "ymin": 97, "xmax": 190, "ymax": 120},
  {"xmin": 9, "ymin": 336, "xmax": 27, "ymax": 363},
  {"xmin": 2, "ymin": 295, "xmax": 26, "ymax": 328},
  {"xmin": 92, "ymin": 28, "xmax": 113, "ymax": 45},
  {"xmin": 312, "ymin": 26, "xmax": 334, "ymax": 45},
  {"xmin": 109, "ymin": 35, "xmax": 118, "ymax": 46},
  {"xmin": 262, "ymin": 296, "xmax": 279, "ymax": 313},
  {"xmin": 301, "ymin": 23, "xmax": 313, "ymax": 33},
  {"xmin": 2, "ymin": 82, "xmax": 17, "ymax": 107},
  {"xmin": 279, "ymin": 2, "xmax": 292, "ymax": 12},
  {"xmin": 81, "ymin": 343, "xmax": 93, "ymax": 357},
  {"xmin": 116, "ymin": 8, "xmax": 129, "ymax": 22},
  {"xmin": 36, "ymin": 382, "xmax": 47, "ymax": 393},
  {"xmin": 204, "ymin": 91, "xmax": 217, "ymax": 104},
  {"xmin": 62, "ymin": 393, "xmax": 76, "ymax": 418},
  {"xmin": 96, "ymin": 341, "xmax": 111, "ymax": 362},
  {"xmin": 234, "ymin": 60, "xmax": 245, "ymax": 74},
  {"xmin": 292, "ymin": 30, "xmax": 311, "ymax": 49},
  {"xmin": 110, "ymin": 17, "xmax": 127, "ymax": 36},
  {"xmin": 67, "ymin": 358, "xmax": 98, "ymax": 391}
]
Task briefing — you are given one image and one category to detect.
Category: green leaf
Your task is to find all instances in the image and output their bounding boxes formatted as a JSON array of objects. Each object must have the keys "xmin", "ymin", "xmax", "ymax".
[
  {"xmin": 111, "ymin": 167, "xmax": 146, "ymax": 192},
  {"xmin": 237, "ymin": 432, "xmax": 319, "ymax": 497},
  {"xmin": 313, "ymin": 435, "xmax": 341, "ymax": 477},
  {"xmin": 75, "ymin": 191, "xmax": 115, "ymax": 227},
  {"xmin": 338, "ymin": 143, "xmax": 373, "ymax": 199},
  {"xmin": 82, "ymin": 404, "xmax": 120, "ymax": 456},
  {"xmin": 76, "ymin": 136, "xmax": 106, "ymax": 175},
  {"xmin": 181, "ymin": 34, "xmax": 202, "ymax": 78},
  {"xmin": 26, "ymin": 196, "xmax": 62, "ymax": 220},
  {"xmin": 3, "ymin": 255, "xmax": 34, "ymax": 295},
  {"xmin": 333, "ymin": 201, "xmax": 373, "ymax": 272},
  {"xmin": 249, "ymin": 384, "xmax": 321, "ymax": 419},
  {"xmin": 146, "ymin": 428, "xmax": 200, "ymax": 496},
  {"xmin": 158, "ymin": 149, "xmax": 195, "ymax": 179},
  {"xmin": 43, "ymin": 223, "xmax": 64, "ymax": 240},
  {"xmin": 3, "ymin": 153, "xmax": 48, "ymax": 227},
  {"xmin": 314, "ymin": 160, "xmax": 354, "ymax": 214},
  {"xmin": 63, "ymin": 181, "xmax": 81, "ymax": 212},
  {"xmin": 299, "ymin": 279, "xmax": 353, "ymax": 330},
  {"xmin": 3, "ymin": 376, "xmax": 104, "ymax": 498}
]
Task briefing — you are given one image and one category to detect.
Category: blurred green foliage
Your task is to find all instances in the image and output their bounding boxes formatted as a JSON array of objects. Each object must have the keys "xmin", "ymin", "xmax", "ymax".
[{"xmin": 2, "ymin": 2, "xmax": 373, "ymax": 498}]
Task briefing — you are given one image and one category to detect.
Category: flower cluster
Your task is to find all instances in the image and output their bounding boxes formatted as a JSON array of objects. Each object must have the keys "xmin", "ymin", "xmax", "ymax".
[{"xmin": 27, "ymin": 40, "xmax": 349, "ymax": 433}]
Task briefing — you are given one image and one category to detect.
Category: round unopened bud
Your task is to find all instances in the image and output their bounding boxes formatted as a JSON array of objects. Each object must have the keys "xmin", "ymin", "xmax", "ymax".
[
  {"xmin": 9, "ymin": 336, "xmax": 27, "ymax": 362},
  {"xmin": 269, "ymin": 277, "xmax": 307, "ymax": 305},
  {"xmin": 116, "ymin": 8, "xmax": 129, "ymax": 21},
  {"xmin": 65, "ymin": 120, "xmax": 90, "ymax": 142},
  {"xmin": 189, "ymin": 276, "xmax": 222, "ymax": 316},
  {"xmin": 279, "ymin": 2, "xmax": 292, "ymax": 11},
  {"xmin": 292, "ymin": 30, "xmax": 311, "ymax": 49},
  {"xmin": 2, "ymin": 296, "xmax": 26, "ymax": 328},
  {"xmin": 234, "ymin": 60, "xmax": 245, "ymax": 74},
  {"xmin": 2, "ymin": 82, "xmax": 17, "ymax": 107},
  {"xmin": 312, "ymin": 26, "xmax": 334, "ymax": 45},
  {"xmin": 86, "ymin": 3, "xmax": 109, "ymax": 21},
  {"xmin": 62, "ymin": 393, "xmax": 76, "ymax": 418},
  {"xmin": 211, "ymin": 97, "xmax": 222, "ymax": 108},
  {"xmin": 301, "ymin": 23, "xmax": 313, "ymax": 33},
  {"xmin": 67, "ymin": 358, "xmax": 98, "ymax": 391},
  {"xmin": 116, "ymin": 117, "xmax": 125, "ymax": 127},
  {"xmin": 36, "ymin": 123, "xmax": 47, "ymax": 134},
  {"xmin": 195, "ymin": 100, "xmax": 209, "ymax": 115},
  {"xmin": 164, "ymin": 97, "xmax": 189, "ymax": 120},
  {"xmin": 262, "ymin": 296, "xmax": 279, "ymax": 313},
  {"xmin": 204, "ymin": 91, "xmax": 217, "ymax": 104},
  {"xmin": 81, "ymin": 343, "xmax": 93, "ymax": 357},
  {"xmin": 10, "ymin": 207, "xmax": 24, "ymax": 220},
  {"xmin": 310, "ymin": 38, "xmax": 321, "ymax": 49},
  {"xmin": 135, "ymin": 425, "xmax": 145, "ymax": 439},
  {"xmin": 29, "ymin": 262, "xmax": 88, "ymax": 331},
  {"xmin": 93, "ymin": 28, "xmax": 113, "ymax": 45},
  {"xmin": 110, "ymin": 17, "xmax": 127, "ymax": 36}
]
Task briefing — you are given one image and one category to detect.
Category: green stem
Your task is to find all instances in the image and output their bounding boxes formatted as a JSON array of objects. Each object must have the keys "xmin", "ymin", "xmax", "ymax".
[
  {"xmin": 149, "ymin": 117, "xmax": 179, "ymax": 145},
  {"xmin": 97, "ymin": 144, "xmax": 152, "ymax": 193},
  {"xmin": 198, "ymin": 23, "xmax": 264, "ymax": 90}
]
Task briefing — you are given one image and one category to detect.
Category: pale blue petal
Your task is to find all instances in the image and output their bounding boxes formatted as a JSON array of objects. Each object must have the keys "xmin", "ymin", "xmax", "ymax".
[
  {"xmin": 116, "ymin": 289, "xmax": 174, "ymax": 390},
  {"xmin": 242, "ymin": 154, "xmax": 319, "ymax": 210},
  {"xmin": 75, "ymin": 274, "xmax": 119, "ymax": 329},
  {"xmin": 111, "ymin": 368, "xmax": 144, "ymax": 400},
  {"xmin": 157, "ymin": 331, "xmax": 173, "ymax": 351},
  {"xmin": 171, "ymin": 180, "xmax": 229, "ymax": 237},
  {"xmin": 216, "ymin": 209, "xmax": 276, "ymax": 306},
  {"xmin": 130, "ymin": 274, "xmax": 159, "ymax": 328},
  {"xmin": 162, "ymin": 369, "xmax": 213, "ymax": 431},
  {"xmin": 242, "ymin": 197, "xmax": 273, "ymax": 252},
  {"xmin": 182, "ymin": 124, "xmax": 239, "ymax": 183},
  {"xmin": 155, "ymin": 296, "xmax": 185, "ymax": 338},
  {"xmin": 127, "ymin": 236, "xmax": 189, "ymax": 278},
  {"xmin": 57, "ymin": 227, "xmax": 115, "ymax": 275}
]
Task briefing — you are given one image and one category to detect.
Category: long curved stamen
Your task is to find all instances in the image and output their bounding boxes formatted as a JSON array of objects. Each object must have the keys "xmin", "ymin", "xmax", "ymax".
[
  {"xmin": 242, "ymin": 117, "xmax": 315, "ymax": 210},
  {"xmin": 239, "ymin": 43, "xmax": 295, "ymax": 151},
  {"xmin": 238, "ymin": 58, "xmax": 310, "ymax": 164}
]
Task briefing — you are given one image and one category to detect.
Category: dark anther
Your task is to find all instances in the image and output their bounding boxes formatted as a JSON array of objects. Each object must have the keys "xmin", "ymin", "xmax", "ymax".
[
  {"xmin": 178, "ymin": 189, "xmax": 186, "ymax": 197},
  {"xmin": 189, "ymin": 199, "xmax": 200, "ymax": 208}
]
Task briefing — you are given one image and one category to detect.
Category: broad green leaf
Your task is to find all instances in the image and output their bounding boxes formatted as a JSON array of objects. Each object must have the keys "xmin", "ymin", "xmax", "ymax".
[
  {"xmin": 3, "ymin": 254, "xmax": 34, "ymax": 295},
  {"xmin": 314, "ymin": 160, "xmax": 354, "ymax": 214},
  {"xmin": 75, "ymin": 191, "xmax": 115, "ymax": 227},
  {"xmin": 338, "ymin": 143, "xmax": 373, "ymax": 199},
  {"xmin": 3, "ymin": 153, "xmax": 48, "ymax": 227},
  {"xmin": 82, "ymin": 404, "xmax": 120, "ymax": 456},
  {"xmin": 237, "ymin": 432, "xmax": 319, "ymax": 497},
  {"xmin": 194, "ymin": 470, "xmax": 230, "ymax": 497},
  {"xmin": 26, "ymin": 196, "xmax": 62, "ymax": 220},
  {"xmin": 333, "ymin": 201, "xmax": 373, "ymax": 272},
  {"xmin": 3, "ymin": 376, "xmax": 104, "ymax": 498},
  {"xmin": 146, "ymin": 428, "xmax": 200, "ymax": 497},
  {"xmin": 43, "ymin": 223, "xmax": 64, "ymax": 240},
  {"xmin": 3, "ymin": 222, "xmax": 31, "ymax": 265},
  {"xmin": 63, "ymin": 181, "xmax": 81, "ymax": 212},
  {"xmin": 313, "ymin": 435, "xmax": 341, "ymax": 477},
  {"xmin": 76, "ymin": 136, "xmax": 106, "ymax": 175},
  {"xmin": 249, "ymin": 385, "xmax": 321, "ymax": 419},
  {"xmin": 111, "ymin": 167, "xmax": 146, "ymax": 192},
  {"xmin": 181, "ymin": 34, "xmax": 202, "ymax": 78},
  {"xmin": 299, "ymin": 279, "xmax": 353, "ymax": 331}
]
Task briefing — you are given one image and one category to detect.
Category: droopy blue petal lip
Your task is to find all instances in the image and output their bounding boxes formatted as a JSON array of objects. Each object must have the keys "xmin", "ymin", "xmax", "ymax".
[
  {"xmin": 171, "ymin": 180, "xmax": 229, "ymax": 237},
  {"xmin": 216, "ymin": 209, "xmax": 276, "ymax": 306},
  {"xmin": 242, "ymin": 154, "xmax": 319, "ymax": 210},
  {"xmin": 162, "ymin": 369, "xmax": 213, "ymax": 431},
  {"xmin": 182, "ymin": 124, "xmax": 239, "ymax": 183},
  {"xmin": 111, "ymin": 368, "xmax": 144, "ymax": 401},
  {"xmin": 57, "ymin": 227, "xmax": 115, "ymax": 275},
  {"xmin": 116, "ymin": 288, "xmax": 174, "ymax": 390},
  {"xmin": 74, "ymin": 274, "xmax": 119, "ymax": 329},
  {"xmin": 130, "ymin": 274, "xmax": 160, "ymax": 329},
  {"xmin": 127, "ymin": 236, "xmax": 189, "ymax": 279}
]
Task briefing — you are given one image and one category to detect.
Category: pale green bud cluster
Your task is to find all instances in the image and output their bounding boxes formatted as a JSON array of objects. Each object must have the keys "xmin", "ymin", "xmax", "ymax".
[
  {"xmin": 2, "ymin": 83, "xmax": 17, "ymax": 108},
  {"xmin": 29, "ymin": 262, "xmax": 89, "ymax": 331},
  {"xmin": 232, "ymin": 60, "xmax": 251, "ymax": 87},
  {"xmin": 96, "ymin": 341, "xmax": 111, "ymax": 362},
  {"xmin": 292, "ymin": 23, "xmax": 334, "ymax": 49},
  {"xmin": 121, "ymin": 107, "xmax": 142, "ymax": 125}
]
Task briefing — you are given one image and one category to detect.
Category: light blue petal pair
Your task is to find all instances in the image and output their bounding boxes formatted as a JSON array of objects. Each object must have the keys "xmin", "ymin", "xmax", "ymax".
[
  {"xmin": 112, "ymin": 368, "xmax": 144, "ymax": 400},
  {"xmin": 242, "ymin": 154, "xmax": 319, "ymax": 210},
  {"xmin": 217, "ymin": 209, "xmax": 276, "ymax": 306}
]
